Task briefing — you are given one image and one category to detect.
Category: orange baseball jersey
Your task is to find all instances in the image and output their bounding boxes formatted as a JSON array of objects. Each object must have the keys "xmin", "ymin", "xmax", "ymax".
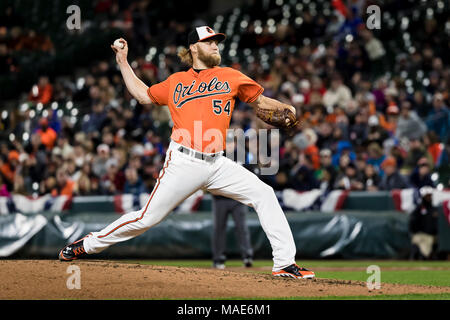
[{"xmin": 147, "ymin": 66, "xmax": 264, "ymax": 153}]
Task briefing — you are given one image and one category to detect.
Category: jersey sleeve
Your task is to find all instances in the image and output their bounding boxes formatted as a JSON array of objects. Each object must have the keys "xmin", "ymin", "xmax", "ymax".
[
  {"xmin": 236, "ymin": 71, "xmax": 264, "ymax": 103},
  {"xmin": 147, "ymin": 77, "xmax": 170, "ymax": 106}
]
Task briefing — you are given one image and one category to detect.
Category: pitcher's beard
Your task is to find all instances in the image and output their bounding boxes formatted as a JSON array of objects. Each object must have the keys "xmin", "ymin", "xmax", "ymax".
[{"xmin": 197, "ymin": 48, "xmax": 221, "ymax": 68}]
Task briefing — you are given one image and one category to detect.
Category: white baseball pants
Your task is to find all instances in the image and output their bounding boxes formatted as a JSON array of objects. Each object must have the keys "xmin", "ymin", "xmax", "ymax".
[{"xmin": 83, "ymin": 140, "xmax": 296, "ymax": 271}]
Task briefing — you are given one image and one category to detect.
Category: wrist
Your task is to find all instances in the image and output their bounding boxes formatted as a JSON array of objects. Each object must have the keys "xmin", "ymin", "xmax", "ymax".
[{"xmin": 118, "ymin": 59, "xmax": 129, "ymax": 68}]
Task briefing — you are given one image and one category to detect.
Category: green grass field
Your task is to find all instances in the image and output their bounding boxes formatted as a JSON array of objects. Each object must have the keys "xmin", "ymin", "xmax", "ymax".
[{"xmin": 130, "ymin": 259, "xmax": 450, "ymax": 300}]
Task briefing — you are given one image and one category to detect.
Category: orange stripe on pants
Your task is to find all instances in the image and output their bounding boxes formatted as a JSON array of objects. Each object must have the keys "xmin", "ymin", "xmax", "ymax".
[{"xmin": 97, "ymin": 151, "xmax": 172, "ymax": 239}]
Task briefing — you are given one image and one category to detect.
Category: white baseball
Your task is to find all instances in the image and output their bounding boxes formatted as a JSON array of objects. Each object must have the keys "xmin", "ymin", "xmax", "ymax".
[{"xmin": 113, "ymin": 39, "xmax": 124, "ymax": 49}]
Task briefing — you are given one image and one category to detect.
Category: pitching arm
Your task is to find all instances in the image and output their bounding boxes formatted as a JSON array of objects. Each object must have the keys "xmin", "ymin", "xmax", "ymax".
[{"xmin": 111, "ymin": 38, "xmax": 152, "ymax": 105}]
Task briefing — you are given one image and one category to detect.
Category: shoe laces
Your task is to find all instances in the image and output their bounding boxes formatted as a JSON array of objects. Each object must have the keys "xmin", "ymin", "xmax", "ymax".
[
  {"xmin": 73, "ymin": 245, "xmax": 85, "ymax": 256},
  {"xmin": 290, "ymin": 264, "xmax": 312, "ymax": 275}
]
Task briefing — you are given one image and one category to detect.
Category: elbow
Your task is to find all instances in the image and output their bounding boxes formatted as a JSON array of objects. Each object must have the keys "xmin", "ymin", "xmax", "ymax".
[
  {"xmin": 136, "ymin": 92, "xmax": 152, "ymax": 105},
  {"xmin": 138, "ymin": 97, "xmax": 150, "ymax": 105}
]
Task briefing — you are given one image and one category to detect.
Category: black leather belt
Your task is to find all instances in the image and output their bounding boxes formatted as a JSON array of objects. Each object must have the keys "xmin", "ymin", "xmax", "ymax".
[
  {"xmin": 177, "ymin": 146, "xmax": 222, "ymax": 162},
  {"xmin": 178, "ymin": 146, "xmax": 222, "ymax": 161}
]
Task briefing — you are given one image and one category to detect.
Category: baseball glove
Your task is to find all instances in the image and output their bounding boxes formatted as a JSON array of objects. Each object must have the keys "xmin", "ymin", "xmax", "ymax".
[{"xmin": 256, "ymin": 107, "xmax": 299, "ymax": 129}]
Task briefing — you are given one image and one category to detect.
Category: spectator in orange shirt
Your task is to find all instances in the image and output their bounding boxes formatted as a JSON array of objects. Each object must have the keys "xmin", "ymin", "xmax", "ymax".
[
  {"xmin": 379, "ymin": 104, "xmax": 399, "ymax": 135},
  {"xmin": 28, "ymin": 76, "xmax": 53, "ymax": 105},
  {"xmin": 308, "ymin": 104, "xmax": 327, "ymax": 126},
  {"xmin": 423, "ymin": 131, "xmax": 443, "ymax": 166},
  {"xmin": 302, "ymin": 128, "xmax": 320, "ymax": 170},
  {"xmin": 53, "ymin": 168, "xmax": 75, "ymax": 197},
  {"xmin": 0, "ymin": 150, "xmax": 20, "ymax": 191},
  {"xmin": 293, "ymin": 128, "xmax": 320, "ymax": 170},
  {"xmin": 36, "ymin": 118, "xmax": 57, "ymax": 151}
]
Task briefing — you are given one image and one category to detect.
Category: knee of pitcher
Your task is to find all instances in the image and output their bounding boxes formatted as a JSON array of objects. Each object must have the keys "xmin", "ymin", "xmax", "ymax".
[
  {"xmin": 263, "ymin": 183, "xmax": 275, "ymax": 196},
  {"xmin": 254, "ymin": 184, "xmax": 277, "ymax": 204},
  {"xmin": 139, "ymin": 210, "xmax": 168, "ymax": 227}
]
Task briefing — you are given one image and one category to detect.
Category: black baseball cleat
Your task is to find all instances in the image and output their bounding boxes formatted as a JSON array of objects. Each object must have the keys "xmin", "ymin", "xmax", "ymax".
[
  {"xmin": 243, "ymin": 258, "xmax": 253, "ymax": 268},
  {"xmin": 272, "ymin": 264, "xmax": 315, "ymax": 279},
  {"xmin": 58, "ymin": 235, "xmax": 90, "ymax": 261},
  {"xmin": 212, "ymin": 261, "xmax": 226, "ymax": 269}
]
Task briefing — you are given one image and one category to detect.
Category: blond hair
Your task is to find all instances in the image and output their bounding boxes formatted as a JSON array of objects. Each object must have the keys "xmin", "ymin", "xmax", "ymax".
[{"xmin": 178, "ymin": 47, "xmax": 193, "ymax": 67}]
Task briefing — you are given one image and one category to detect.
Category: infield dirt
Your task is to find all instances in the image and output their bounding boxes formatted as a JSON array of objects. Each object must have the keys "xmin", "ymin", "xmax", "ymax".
[{"xmin": 1, "ymin": 260, "xmax": 449, "ymax": 299}]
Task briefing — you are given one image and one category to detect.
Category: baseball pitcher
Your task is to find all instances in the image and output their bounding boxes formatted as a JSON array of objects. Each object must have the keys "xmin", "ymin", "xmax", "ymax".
[{"xmin": 59, "ymin": 26, "xmax": 314, "ymax": 279}]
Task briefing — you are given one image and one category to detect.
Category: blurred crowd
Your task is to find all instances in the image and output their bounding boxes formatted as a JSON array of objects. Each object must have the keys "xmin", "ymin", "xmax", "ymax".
[
  {"xmin": 0, "ymin": 5, "xmax": 54, "ymax": 75},
  {"xmin": 0, "ymin": 0, "xmax": 449, "ymax": 199}
]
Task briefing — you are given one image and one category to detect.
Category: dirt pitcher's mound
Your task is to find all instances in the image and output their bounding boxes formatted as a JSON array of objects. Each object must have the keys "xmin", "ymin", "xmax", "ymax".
[{"xmin": 0, "ymin": 260, "xmax": 448, "ymax": 299}]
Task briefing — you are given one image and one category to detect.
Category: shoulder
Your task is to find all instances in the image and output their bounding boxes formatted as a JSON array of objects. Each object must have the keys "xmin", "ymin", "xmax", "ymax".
[
  {"xmin": 216, "ymin": 66, "xmax": 244, "ymax": 77},
  {"xmin": 166, "ymin": 72, "xmax": 183, "ymax": 81},
  {"xmin": 216, "ymin": 67, "xmax": 259, "ymax": 87},
  {"xmin": 164, "ymin": 70, "xmax": 191, "ymax": 82}
]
